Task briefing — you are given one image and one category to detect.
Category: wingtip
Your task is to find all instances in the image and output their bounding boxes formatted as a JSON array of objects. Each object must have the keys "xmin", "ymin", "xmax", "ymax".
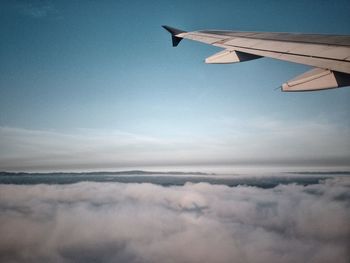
[
  {"xmin": 161, "ymin": 25, "xmax": 169, "ymax": 31},
  {"xmin": 161, "ymin": 25, "xmax": 186, "ymax": 35},
  {"xmin": 162, "ymin": 25, "xmax": 186, "ymax": 47},
  {"xmin": 275, "ymin": 85, "xmax": 283, "ymax": 92}
]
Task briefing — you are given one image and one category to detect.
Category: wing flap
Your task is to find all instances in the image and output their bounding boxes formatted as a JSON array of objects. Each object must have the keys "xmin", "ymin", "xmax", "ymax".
[
  {"xmin": 205, "ymin": 50, "xmax": 261, "ymax": 64},
  {"xmin": 282, "ymin": 68, "xmax": 350, "ymax": 91}
]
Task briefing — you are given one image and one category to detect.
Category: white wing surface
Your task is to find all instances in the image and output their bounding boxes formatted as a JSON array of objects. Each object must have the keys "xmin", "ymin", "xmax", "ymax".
[{"xmin": 163, "ymin": 25, "xmax": 350, "ymax": 91}]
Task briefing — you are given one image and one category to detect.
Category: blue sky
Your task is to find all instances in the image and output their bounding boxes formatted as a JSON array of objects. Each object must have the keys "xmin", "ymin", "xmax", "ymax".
[{"xmin": 0, "ymin": 0, "xmax": 349, "ymax": 172}]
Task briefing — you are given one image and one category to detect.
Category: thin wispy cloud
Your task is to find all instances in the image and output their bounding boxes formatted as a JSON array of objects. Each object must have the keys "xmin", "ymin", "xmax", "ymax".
[{"xmin": 15, "ymin": 0, "xmax": 57, "ymax": 18}]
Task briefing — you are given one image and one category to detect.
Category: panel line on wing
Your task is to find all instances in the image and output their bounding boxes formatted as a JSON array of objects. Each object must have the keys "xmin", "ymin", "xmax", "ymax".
[{"xmin": 217, "ymin": 43, "xmax": 350, "ymax": 63}]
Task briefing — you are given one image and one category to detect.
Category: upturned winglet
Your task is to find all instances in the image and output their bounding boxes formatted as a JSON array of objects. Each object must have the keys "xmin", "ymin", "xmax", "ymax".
[{"xmin": 162, "ymin": 25, "xmax": 186, "ymax": 47}]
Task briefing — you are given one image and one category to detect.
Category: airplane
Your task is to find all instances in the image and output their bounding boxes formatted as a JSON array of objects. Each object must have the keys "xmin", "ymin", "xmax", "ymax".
[{"xmin": 162, "ymin": 25, "xmax": 350, "ymax": 92}]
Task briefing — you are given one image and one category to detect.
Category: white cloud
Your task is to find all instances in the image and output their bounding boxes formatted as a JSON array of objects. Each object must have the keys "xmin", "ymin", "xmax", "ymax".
[{"xmin": 0, "ymin": 178, "xmax": 349, "ymax": 262}]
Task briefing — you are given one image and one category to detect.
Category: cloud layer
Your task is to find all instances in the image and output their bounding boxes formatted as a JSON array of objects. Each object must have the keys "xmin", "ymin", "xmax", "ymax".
[{"xmin": 1, "ymin": 177, "xmax": 349, "ymax": 263}]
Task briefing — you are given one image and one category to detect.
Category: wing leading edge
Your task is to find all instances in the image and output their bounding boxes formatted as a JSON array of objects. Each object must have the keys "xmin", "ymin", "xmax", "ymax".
[{"xmin": 162, "ymin": 25, "xmax": 350, "ymax": 91}]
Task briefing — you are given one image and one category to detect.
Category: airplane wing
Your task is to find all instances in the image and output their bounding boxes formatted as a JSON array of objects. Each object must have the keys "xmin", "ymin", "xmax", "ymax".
[{"xmin": 162, "ymin": 25, "xmax": 350, "ymax": 92}]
